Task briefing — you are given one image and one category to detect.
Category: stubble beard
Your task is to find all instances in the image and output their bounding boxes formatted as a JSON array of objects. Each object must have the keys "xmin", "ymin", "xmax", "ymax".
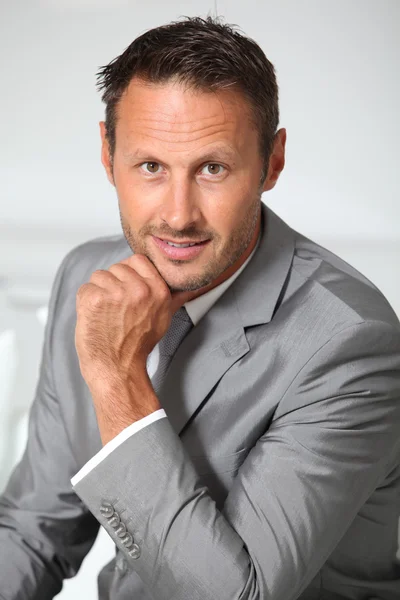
[{"xmin": 119, "ymin": 192, "xmax": 262, "ymax": 293}]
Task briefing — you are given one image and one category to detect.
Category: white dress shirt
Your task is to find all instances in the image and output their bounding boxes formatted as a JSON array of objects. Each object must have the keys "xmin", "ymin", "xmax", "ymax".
[{"xmin": 71, "ymin": 235, "xmax": 260, "ymax": 486}]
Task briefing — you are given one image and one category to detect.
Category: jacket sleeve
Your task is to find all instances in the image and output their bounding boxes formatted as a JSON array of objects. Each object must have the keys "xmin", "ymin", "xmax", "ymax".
[
  {"xmin": 0, "ymin": 251, "xmax": 100, "ymax": 600},
  {"xmin": 72, "ymin": 319, "xmax": 400, "ymax": 600}
]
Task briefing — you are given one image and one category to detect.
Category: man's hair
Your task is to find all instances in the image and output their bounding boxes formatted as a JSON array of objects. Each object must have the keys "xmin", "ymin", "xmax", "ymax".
[{"xmin": 96, "ymin": 14, "xmax": 280, "ymax": 185}]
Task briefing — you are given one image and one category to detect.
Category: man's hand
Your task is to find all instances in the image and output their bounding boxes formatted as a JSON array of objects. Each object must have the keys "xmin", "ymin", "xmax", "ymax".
[
  {"xmin": 75, "ymin": 254, "xmax": 172, "ymax": 388},
  {"xmin": 74, "ymin": 254, "xmax": 174, "ymax": 443}
]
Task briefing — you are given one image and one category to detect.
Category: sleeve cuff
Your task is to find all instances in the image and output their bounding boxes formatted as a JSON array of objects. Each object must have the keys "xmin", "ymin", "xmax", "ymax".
[{"xmin": 70, "ymin": 409, "xmax": 167, "ymax": 486}]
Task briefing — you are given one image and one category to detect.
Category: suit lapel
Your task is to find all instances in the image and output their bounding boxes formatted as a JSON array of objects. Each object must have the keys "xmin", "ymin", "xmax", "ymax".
[
  {"xmin": 159, "ymin": 288, "xmax": 250, "ymax": 435},
  {"xmin": 159, "ymin": 204, "xmax": 296, "ymax": 436}
]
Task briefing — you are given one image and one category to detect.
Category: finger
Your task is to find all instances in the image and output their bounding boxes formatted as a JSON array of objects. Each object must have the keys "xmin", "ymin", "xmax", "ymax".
[
  {"xmin": 108, "ymin": 262, "xmax": 137, "ymax": 282},
  {"xmin": 76, "ymin": 282, "xmax": 103, "ymax": 306},
  {"xmin": 76, "ymin": 282, "xmax": 98, "ymax": 300},
  {"xmin": 119, "ymin": 254, "xmax": 163, "ymax": 283},
  {"xmin": 121, "ymin": 255, "xmax": 170, "ymax": 300},
  {"xmin": 89, "ymin": 269, "xmax": 122, "ymax": 287}
]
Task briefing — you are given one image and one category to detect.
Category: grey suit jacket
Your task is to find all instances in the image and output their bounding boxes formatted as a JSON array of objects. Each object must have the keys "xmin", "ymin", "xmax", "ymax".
[{"xmin": 1, "ymin": 203, "xmax": 400, "ymax": 600}]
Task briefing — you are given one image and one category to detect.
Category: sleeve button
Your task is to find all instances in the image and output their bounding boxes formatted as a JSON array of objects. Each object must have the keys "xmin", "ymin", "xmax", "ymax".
[
  {"xmin": 121, "ymin": 532, "xmax": 134, "ymax": 548},
  {"xmin": 115, "ymin": 523, "xmax": 128, "ymax": 537},
  {"xmin": 100, "ymin": 501, "xmax": 114, "ymax": 517},
  {"xmin": 128, "ymin": 544, "xmax": 141, "ymax": 559},
  {"xmin": 108, "ymin": 513, "xmax": 121, "ymax": 528}
]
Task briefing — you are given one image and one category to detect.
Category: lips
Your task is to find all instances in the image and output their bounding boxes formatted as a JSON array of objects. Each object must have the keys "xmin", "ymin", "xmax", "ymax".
[
  {"xmin": 152, "ymin": 236, "xmax": 210, "ymax": 260},
  {"xmin": 159, "ymin": 238, "xmax": 207, "ymax": 245}
]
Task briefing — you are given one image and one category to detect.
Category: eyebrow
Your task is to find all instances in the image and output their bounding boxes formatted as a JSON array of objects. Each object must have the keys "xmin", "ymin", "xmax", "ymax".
[{"xmin": 123, "ymin": 145, "xmax": 238, "ymax": 166}]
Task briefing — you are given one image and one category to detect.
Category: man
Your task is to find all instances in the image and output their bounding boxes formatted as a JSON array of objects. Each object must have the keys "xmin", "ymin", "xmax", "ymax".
[{"xmin": 0, "ymin": 14, "xmax": 399, "ymax": 600}]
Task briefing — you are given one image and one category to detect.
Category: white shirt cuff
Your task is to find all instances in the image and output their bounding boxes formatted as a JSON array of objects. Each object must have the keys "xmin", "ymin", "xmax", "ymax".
[{"xmin": 70, "ymin": 409, "xmax": 167, "ymax": 486}]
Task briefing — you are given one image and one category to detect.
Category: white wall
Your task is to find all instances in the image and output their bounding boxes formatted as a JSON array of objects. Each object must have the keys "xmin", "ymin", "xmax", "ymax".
[{"xmin": 0, "ymin": 1, "xmax": 399, "ymax": 598}]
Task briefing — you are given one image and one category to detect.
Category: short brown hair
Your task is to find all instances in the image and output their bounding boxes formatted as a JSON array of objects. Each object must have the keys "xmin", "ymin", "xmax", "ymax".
[{"xmin": 96, "ymin": 14, "xmax": 280, "ymax": 185}]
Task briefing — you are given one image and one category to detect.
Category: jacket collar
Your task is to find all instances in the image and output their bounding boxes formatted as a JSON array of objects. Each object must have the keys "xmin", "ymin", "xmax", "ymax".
[
  {"xmin": 160, "ymin": 202, "xmax": 296, "ymax": 435},
  {"xmin": 232, "ymin": 202, "xmax": 295, "ymax": 327}
]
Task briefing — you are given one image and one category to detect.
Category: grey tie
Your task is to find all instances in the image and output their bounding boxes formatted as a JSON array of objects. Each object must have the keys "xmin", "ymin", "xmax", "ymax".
[{"xmin": 151, "ymin": 306, "xmax": 193, "ymax": 394}]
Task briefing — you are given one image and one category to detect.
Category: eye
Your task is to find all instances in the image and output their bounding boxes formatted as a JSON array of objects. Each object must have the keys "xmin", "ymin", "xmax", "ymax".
[
  {"xmin": 138, "ymin": 162, "xmax": 226, "ymax": 177},
  {"xmin": 200, "ymin": 163, "xmax": 225, "ymax": 177},
  {"xmin": 139, "ymin": 162, "xmax": 162, "ymax": 175}
]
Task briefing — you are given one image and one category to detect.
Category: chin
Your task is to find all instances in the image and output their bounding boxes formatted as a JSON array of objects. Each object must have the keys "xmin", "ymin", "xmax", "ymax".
[
  {"xmin": 167, "ymin": 281, "xmax": 202, "ymax": 294},
  {"xmin": 161, "ymin": 271, "xmax": 207, "ymax": 293}
]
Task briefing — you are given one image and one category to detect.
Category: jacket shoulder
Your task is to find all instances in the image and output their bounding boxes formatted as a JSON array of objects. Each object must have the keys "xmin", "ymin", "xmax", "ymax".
[
  {"xmin": 58, "ymin": 233, "xmax": 131, "ymax": 296},
  {"xmin": 288, "ymin": 231, "xmax": 399, "ymax": 329}
]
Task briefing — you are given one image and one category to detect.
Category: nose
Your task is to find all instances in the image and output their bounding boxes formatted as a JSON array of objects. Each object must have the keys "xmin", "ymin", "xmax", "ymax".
[{"xmin": 158, "ymin": 175, "xmax": 201, "ymax": 232}]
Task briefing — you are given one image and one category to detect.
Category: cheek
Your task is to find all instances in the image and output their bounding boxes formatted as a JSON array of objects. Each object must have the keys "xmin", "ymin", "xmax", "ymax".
[
  {"xmin": 118, "ymin": 201, "xmax": 153, "ymax": 244},
  {"xmin": 210, "ymin": 194, "xmax": 249, "ymax": 232},
  {"xmin": 114, "ymin": 164, "xmax": 140, "ymax": 198},
  {"xmin": 116, "ymin": 175, "xmax": 165, "ymax": 224},
  {"xmin": 114, "ymin": 179, "xmax": 152, "ymax": 223}
]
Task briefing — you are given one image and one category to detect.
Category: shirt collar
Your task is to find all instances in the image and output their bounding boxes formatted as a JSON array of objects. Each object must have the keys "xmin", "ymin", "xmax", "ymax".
[{"xmin": 184, "ymin": 232, "xmax": 261, "ymax": 326}]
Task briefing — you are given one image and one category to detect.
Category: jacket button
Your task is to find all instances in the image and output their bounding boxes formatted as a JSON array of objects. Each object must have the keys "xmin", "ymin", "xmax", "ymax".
[
  {"xmin": 128, "ymin": 544, "xmax": 141, "ymax": 559},
  {"xmin": 100, "ymin": 501, "xmax": 114, "ymax": 518}
]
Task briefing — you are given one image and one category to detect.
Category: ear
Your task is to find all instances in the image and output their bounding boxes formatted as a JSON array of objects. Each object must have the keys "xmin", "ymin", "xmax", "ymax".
[
  {"xmin": 261, "ymin": 128, "xmax": 286, "ymax": 193},
  {"xmin": 99, "ymin": 121, "xmax": 115, "ymax": 186}
]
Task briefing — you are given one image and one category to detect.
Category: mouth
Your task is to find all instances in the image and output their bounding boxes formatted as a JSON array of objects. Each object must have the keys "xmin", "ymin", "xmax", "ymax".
[{"xmin": 152, "ymin": 236, "xmax": 210, "ymax": 260}]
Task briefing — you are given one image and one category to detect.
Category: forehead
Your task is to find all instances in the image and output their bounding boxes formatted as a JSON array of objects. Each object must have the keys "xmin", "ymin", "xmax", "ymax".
[{"xmin": 114, "ymin": 78, "xmax": 256, "ymax": 154}]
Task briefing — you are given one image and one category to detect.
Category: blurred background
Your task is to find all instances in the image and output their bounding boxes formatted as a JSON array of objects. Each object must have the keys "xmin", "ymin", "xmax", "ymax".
[{"xmin": 0, "ymin": 0, "xmax": 399, "ymax": 598}]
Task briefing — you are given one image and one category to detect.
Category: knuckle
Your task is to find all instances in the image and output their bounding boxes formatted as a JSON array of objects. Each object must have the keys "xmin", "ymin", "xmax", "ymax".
[
  {"xmin": 76, "ymin": 283, "xmax": 108, "ymax": 311},
  {"xmin": 109, "ymin": 263, "xmax": 131, "ymax": 278},
  {"xmin": 89, "ymin": 291, "xmax": 105, "ymax": 308},
  {"xmin": 90, "ymin": 269, "xmax": 108, "ymax": 281},
  {"xmin": 136, "ymin": 283, "xmax": 150, "ymax": 300},
  {"xmin": 76, "ymin": 283, "xmax": 91, "ymax": 299},
  {"xmin": 111, "ymin": 286, "xmax": 125, "ymax": 303},
  {"xmin": 108, "ymin": 263, "xmax": 122, "ymax": 273}
]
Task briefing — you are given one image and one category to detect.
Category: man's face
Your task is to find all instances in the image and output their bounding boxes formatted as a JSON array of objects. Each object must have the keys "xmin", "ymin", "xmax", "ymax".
[{"xmin": 100, "ymin": 78, "xmax": 283, "ymax": 293}]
